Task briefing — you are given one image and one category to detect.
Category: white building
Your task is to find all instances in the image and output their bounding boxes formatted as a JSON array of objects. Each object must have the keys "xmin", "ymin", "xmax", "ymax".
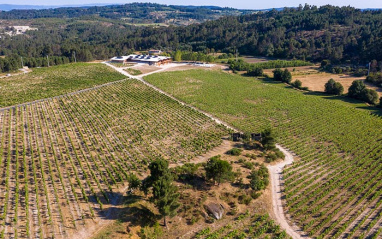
[{"xmin": 111, "ymin": 54, "xmax": 172, "ymax": 66}]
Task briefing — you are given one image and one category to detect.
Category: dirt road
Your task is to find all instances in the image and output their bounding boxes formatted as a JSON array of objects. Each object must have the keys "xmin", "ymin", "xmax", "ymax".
[{"xmin": 268, "ymin": 146, "xmax": 309, "ymax": 239}]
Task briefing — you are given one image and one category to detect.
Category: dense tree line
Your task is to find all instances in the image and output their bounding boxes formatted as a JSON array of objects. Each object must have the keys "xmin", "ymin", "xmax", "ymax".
[
  {"xmin": 0, "ymin": 3, "xmax": 249, "ymax": 22},
  {"xmin": 1, "ymin": 4, "xmax": 382, "ymax": 72}
]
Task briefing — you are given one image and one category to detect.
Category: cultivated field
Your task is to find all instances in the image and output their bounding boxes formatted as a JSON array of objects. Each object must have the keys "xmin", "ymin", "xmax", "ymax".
[
  {"xmin": 0, "ymin": 63, "xmax": 125, "ymax": 107},
  {"xmin": 0, "ymin": 76, "xmax": 227, "ymax": 239},
  {"xmin": 145, "ymin": 69, "xmax": 382, "ymax": 238}
]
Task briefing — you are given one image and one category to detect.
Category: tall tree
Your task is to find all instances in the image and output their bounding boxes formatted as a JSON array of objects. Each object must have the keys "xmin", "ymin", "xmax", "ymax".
[
  {"xmin": 142, "ymin": 158, "xmax": 180, "ymax": 227},
  {"xmin": 261, "ymin": 128, "xmax": 276, "ymax": 150},
  {"xmin": 204, "ymin": 155, "xmax": 233, "ymax": 185}
]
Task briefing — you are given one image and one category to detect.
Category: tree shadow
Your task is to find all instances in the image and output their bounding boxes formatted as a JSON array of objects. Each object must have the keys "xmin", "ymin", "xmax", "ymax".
[
  {"xmin": 303, "ymin": 91, "xmax": 382, "ymax": 116},
  {"xmin": 176, "ymin": 175, "xmax": 211, "ymax": 191}
]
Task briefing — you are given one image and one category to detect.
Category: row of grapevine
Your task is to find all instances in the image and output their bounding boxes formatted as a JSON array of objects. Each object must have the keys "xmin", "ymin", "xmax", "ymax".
[{"xmin": 0, "ymin": 78, "xmax": 227, "ymax": 238}]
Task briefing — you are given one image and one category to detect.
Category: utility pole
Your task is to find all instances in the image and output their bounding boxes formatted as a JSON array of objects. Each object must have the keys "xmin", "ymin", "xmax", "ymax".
[
  {"xmin": 47, "ymin": 55, "xmax": 50, "ymax": 67},
  {"xmin": 235, "ymin": 49, "xmax": 238, "ymax": 62},
  {"xmin": 73, "ymin": 51, "xmax": 77, "ymax": 63}
]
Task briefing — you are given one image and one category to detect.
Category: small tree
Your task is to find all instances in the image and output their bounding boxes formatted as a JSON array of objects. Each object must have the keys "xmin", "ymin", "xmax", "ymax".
[
  {"xmin": 247, "ymin": 67, "xmax": 263, "ymax": 77},
  {"xmin": 174, "ymin": 51, "xmax": 182, "ymax": 62},
  {"xmin": 282, "ymin": 69, "xmax": 292, "ymax": 83},
  {"xmin": 348, "ymin": 80, "xmax": 378, "ymax": 104},
  {"xmin": 362, "ymin": 88, "xmax": 379, "ymax": 104},
  {"xmin": 325, "ymin": 79, "xmax": 344, "ymax": 95},
  {"xmin": 204, "ymin": 155, "xmax": 234, "ymax": 185},
  {"xmin": 273, "ymin": 68, "xmax": 283, "ymax": 81},
  {"xmin": 348, "ymin": 80, "xmax": 366, "ymax": 98},
  {"xmin": 261, "ymin": 128, "xmax": 276, "ymax": 150},
  {"xmin": 292, "ymin": 79, "xmax": 302, "ymax": 89},
  {"xmin": 128, "ymin": 173, "xmax": 141, "ymax": 193},
  {"xmin": 249, "ymin": 165, "xmax": 269, "ymax": 191}
]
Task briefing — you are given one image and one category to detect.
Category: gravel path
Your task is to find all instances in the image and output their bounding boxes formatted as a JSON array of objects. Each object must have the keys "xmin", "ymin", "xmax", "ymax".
[{"xmin": 268, "ymin": 146, "xmax": 309, "ymax": 239}]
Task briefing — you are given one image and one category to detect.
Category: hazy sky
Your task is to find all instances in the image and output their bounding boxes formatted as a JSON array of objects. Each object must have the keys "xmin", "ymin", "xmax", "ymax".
[{"xmin": 2, "ymin": 0, "xmax": 382, "ymax": 9}]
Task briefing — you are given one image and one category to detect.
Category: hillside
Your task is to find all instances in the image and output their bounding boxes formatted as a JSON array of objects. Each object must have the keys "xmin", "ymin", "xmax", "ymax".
[{"xmin": 0, "ymin": 4, "xmax": 382, "ymax": 74}]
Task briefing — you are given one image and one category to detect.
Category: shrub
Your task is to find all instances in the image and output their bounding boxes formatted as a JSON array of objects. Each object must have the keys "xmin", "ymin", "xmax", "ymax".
[
  {"xmin": 282, "ymin": 69, "xmax": 292, "ymax": 84},
  {"xmin": 348, "ymin": 80, "xmax": 379, "ymax": 104},
  {"xmin": 249, "ymin": 165, "xmax": 269, "ymax": 191},
  {"xmin": 325, "ymin": 79, "xmax": 344, "ymax": 95},
  {"xmin": 273, "ymin": 68, "xmax": 283, "ymax": 81},
  {"xmin": 292, "ymin": 79, "xmax": 302, "ymax": 89},
  {"xmin": 247, "ymin": 67, "xmax": 263, "ymax": 77},
  {"xmin": 227, "ymin": 148, "xmax": 243, "ymax": 156}
]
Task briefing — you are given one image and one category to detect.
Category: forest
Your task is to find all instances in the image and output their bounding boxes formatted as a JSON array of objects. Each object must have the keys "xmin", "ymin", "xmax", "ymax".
[{"xmin": 1, "ymin": 4, "xmax": 382, "ymax": 73}]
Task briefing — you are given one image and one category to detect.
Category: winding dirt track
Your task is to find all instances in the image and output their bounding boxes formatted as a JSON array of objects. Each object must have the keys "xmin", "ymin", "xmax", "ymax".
[
  {"xmin": 104, "ymin": 62, "xmax": 308, "ymax": 239},
  {"xmin": 268, "ymin": 146, "xmax": 309, "ymax": 239}
]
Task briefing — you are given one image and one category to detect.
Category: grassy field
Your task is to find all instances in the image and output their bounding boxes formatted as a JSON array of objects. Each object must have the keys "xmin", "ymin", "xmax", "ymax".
[
  {"xmin": 0, "ymin": 78, "xmax": 227, "ymax": 239},
  {"xmin": 145, "ymin": 69, "xmax": 382, "ymax": 238},
  {"xmin": 0, "ymin": 63, "xmax": 125, "ymax": 107}
]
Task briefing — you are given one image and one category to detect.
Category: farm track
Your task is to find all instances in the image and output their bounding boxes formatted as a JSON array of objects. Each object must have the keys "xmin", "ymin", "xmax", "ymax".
[{"xmin": 105, "ymin": 62, "xmax": 308, "ymax": 239}]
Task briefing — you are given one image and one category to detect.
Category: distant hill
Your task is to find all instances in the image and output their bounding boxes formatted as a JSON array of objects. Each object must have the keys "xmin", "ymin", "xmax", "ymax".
[
  {"xmin": 0, "ymin": 3, "xmax": 255, "ymax": 25},
  {"xmin": 0, "ymin": 3, "xmax": 115, "ymax": 11}
]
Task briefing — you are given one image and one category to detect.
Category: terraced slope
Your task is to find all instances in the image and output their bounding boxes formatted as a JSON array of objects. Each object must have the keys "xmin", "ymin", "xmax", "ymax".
[
  {"xmin": 0, "ymin": 79, "xmax": 227, "ymax": 239},
  {"xmin": 145, "ymin": 70, "xmax": 382, "ymax": 239}
]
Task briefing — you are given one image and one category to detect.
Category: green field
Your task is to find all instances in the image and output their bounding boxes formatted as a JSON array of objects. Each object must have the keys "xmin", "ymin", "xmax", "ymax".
[
  {"xmin": 0, "ymin": 63, "xmax": 125, "ymax": 107},
  {"xmin": 145, "ymin": 70, "xmax": 382, "ymax": 238}
]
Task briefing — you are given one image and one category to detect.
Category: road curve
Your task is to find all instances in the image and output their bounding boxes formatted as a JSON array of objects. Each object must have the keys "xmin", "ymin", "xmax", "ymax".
[{"xmin": 104, "ymin": 62, "xmax": 309, "ymax": 239}]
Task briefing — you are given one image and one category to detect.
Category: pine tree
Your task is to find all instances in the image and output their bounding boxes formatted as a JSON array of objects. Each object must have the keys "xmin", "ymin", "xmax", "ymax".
[
  {"xmin": 151, "ymin": 173, "xmax": 180, "ymax": 227},
  {"xmin": 143, "ymin": 158, "xmax": 180, "ymax": 227}
]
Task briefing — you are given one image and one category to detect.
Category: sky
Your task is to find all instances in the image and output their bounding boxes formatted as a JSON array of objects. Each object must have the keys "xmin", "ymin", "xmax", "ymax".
[{"xmin": 1, "ymin": 0, "xmax": 382, "ymax": 9}]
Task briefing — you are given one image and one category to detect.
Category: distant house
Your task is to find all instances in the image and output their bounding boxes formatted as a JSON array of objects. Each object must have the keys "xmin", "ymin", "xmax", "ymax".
[
  {"xmin": 111, "ymin": 54, "xmax": 171, "ymax": 66},
  {"xmin": 148, "ymin": 50, "xmax": 162, "ymax": 55}
]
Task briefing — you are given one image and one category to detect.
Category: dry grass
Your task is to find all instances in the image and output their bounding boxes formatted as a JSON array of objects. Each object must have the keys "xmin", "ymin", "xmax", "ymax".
[
  {"xmin": 92, "ymin": 141, "xmax": 278, "ymax": 239},
  {"xmin": 263, "ymin": 66, "xmax": 382, "ymax": 96}
]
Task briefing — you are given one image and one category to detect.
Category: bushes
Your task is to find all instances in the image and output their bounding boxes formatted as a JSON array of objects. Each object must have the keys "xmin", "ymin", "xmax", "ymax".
[
  {"xmin": 324, "ymin": 79, "xmax": 344, "ymax": 95},
  {"xmin": 249, "ymin": 165, "xmax": 269, "ymax": 191},
  {"xmin": 226, "ymin": 148, "xmax": 243, "ymax": 156},
  {"xmin": 366, "ymin": 73, "xmax": 382, "ymax": 87},
  {"xmin": 246, "ymin": 67, "xmax": 263, "ymax": 77},
  {"xmin": 273, "ymin": 68, "xmax": 292, "ymax": 83},
  {"xmin": 229, "ymin": 59, "xmax": 313, "ymax": 72},
  {"xmin": 348, "ymin": 80, "xmax": 379, "ymax": 104}
]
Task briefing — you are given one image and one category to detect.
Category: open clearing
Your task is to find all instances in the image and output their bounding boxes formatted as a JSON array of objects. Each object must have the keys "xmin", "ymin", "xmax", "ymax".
[
  {"xmin": 145, "ymin": 69, "xmax": 382, "ymax": 238},
  {"xmin": 263, "ymin": 66, "xmax": 382, "ymax": 96}
]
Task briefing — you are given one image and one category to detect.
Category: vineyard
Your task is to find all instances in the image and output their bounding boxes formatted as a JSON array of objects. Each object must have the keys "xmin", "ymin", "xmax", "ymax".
[
  {"xmin": 194, "ymin": 213, "xmax": 289, "ymax": 239},
  {"xmin": 145, "ymin": 69, "xmax": 382, "ymax": 238},
  {"xmin": 0, "ymin": 63, "xmax": 125, "ymax": 107},
  {"xmin": 0, "ymin": 78, "xmax": 227, "ymax": 239}
]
